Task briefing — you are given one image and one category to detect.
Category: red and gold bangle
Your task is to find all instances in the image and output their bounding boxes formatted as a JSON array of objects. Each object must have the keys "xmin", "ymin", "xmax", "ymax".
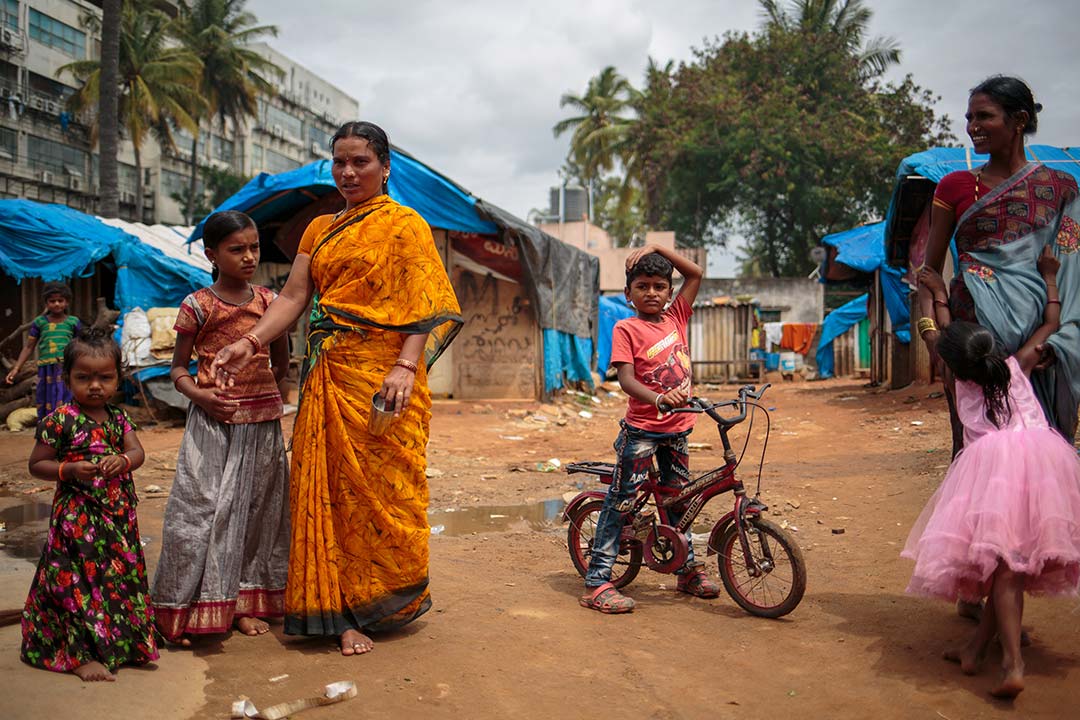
[
  {"xmin": 173, "ymin": 373, "xmax": 194, "ymax": 391},
  {"xmin": 241, "ymin": 332, "xmax": 263, "ymax": 353},
  {"xmin": 57, "ymin": 461, "xmax": 67, "ymax": 481},
  {"xmin": 932, "ymin": 299, "xmax": 949, "ymax": 308},
  {"xmin": 120, "ymin": 453, "xmax": 132, "ymax": 473},
  {"xmin": 394, "ymin": 358, "xmax": 418, "ymax": 373}
]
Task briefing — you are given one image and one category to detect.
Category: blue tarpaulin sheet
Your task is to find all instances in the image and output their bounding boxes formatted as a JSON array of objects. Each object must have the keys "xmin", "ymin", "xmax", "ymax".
[
  {"xmin": 188, "ymin": 148, "xmax": 498, "ymax": 243},
  {"xmin": 0, "ymin": 199, "xmax": 119, "ymax": 281},
  {"xmin": 821, "ymin": 221, "xmax": 885, "ymax": 274},
  {"xmin": 0, "ymin": 200, "xmax": 211, "ymax": 315},
  {"xmin": 816, "ymin": 293, "xmax": 868, "ymax": 379},
  {"xmin": 543, "ymin": 329, "xmax": 593, "ymax": 392},
  {"xmin": 598, "ymin": 295, "xmax": 634, "ymax": 374}
]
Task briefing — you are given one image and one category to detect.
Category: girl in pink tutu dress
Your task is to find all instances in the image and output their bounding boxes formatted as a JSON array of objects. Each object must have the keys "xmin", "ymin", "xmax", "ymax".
[{"xmin": 906, "ymin": 248, "xmax": 1080, "ymax": 699}]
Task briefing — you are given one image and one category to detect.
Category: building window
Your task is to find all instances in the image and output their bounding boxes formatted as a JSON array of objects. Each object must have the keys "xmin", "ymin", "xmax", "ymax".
[
  {"xmin": 262, "ymin": 147, "xmax": 300, "ymax": 175},
  {"xmin": 0, "ymin": 126, "xmax": 15, "ymax": 160},
  {"xmin": 308, "ymin": 125, "xmax": 331, "ymax": 152},
  {"xmin": 27, "ymin": 135, "xmax": 87, "ymax": 175},
  {"xmin": 258, "ymin": 99, "xmax": 303, "ymax": 141},
  {"xmin": 29, "ymin": 10, "xmax": 86, "ymax": 59},
  {"xmin": 1, "ymin": 0, "xmax": 18, "ymax": 31},
  {"xmin": 211, "ymin": 134, "xmax": 233, "ymax": 163},
  {"xmin": 162, "ymin": 168, "xmax": 202, "ymax": 199}
]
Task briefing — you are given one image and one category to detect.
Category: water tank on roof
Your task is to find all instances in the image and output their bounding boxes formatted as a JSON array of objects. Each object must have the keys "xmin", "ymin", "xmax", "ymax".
[{"xmin": 548, "ymin": 185, "xmax": 589, "ymax": 221}]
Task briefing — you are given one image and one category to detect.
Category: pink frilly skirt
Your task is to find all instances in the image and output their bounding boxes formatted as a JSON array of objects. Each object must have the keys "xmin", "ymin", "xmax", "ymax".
[{"xmin": 902, "ymin": 426, "xmax": 1080, "ymax": 601}]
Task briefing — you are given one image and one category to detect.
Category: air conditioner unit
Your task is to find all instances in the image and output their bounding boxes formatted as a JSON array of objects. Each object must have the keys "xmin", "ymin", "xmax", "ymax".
[
  {"xmin": 272, "ymin": 124, "xmax": 283, "ymax": 138},
  {"xmin": 310, "ymin": 142, "xmax": 322, "ymax": 155},
  {"xmin": 45, "ymin": 100, "xmax": 57, "ymax": 114},
  {"xmin": 67, "ymin": 176, "xmax": 81, "ymax": 192},
  {"xmin": 0, "ymin": 87, "xmax": 9, "ymax": 99},
  {"xmin": 0, "ymin": 28, "xmax": 16, "ymax": 49},
  {"xmin": 39, "ymin": 170, "xmax": 55, "ymax": 184},
  {"xmin": 32, "ymin": 96, "xmax": 44, "ymax": 110}
]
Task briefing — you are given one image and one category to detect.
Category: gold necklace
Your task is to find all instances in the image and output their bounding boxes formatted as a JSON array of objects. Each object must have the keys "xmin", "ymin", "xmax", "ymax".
[{"xmin": 974, "ymin": 168, "xmax": 982, "ymax": 203}]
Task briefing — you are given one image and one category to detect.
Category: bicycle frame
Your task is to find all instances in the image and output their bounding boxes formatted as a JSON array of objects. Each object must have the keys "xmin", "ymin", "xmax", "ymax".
[{"xmin": 564, "ymin": 386, "xmax": 773, "ymax": 571}]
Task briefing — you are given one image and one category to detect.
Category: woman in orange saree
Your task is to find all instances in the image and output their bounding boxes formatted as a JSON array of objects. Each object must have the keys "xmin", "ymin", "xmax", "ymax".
[{"xmin": 211, "ymin": 121, "xmax": 461, "ymax": 655}]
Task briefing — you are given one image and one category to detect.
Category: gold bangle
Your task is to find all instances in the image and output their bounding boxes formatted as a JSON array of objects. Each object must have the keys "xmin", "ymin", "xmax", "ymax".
[
  {"xmin": 394, "ymin": 358, "xmax": 418, "ymax": 373},
  {"xmin": 917, "ymin": 317, "xmax": 938, "ymax": 335}
]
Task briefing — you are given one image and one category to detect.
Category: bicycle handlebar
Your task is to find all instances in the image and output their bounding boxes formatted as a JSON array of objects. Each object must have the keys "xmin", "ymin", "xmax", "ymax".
[{"xmin": 663, "ymin": 383, "xmax": 771, "ymax": 426}]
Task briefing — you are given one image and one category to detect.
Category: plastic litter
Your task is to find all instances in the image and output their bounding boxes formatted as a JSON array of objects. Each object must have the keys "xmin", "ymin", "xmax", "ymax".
[{"xmin": 232, "ymin": 680, "xmax": 357, "ymax": 719}]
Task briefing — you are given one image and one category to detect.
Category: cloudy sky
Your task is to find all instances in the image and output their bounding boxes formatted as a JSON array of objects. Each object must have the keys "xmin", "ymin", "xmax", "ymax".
[{"xmin": 253, "ymin": 0, "xmax": 1078, "ymax": 272}]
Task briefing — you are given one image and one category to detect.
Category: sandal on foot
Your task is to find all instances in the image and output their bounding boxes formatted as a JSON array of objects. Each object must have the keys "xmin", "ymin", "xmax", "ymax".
[
  {"xmin": 676, "ymin": 569, "xmax": 721, "ymax": 598},
  {"xmin": 580, "ymin": 582, "xmax": 635, "ymax": 614}
]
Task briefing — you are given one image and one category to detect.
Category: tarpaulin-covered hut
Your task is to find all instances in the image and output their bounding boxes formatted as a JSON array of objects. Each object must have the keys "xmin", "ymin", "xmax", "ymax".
[{"xmin": 188, "ymin": 149, "xmax": 600, "ymax": 400}]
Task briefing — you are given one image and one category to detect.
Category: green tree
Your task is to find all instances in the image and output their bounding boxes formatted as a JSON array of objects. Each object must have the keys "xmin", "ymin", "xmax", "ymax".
[
  {"xmin": 552, "ymin": 66, "xmax": 639, "ymax": 215},
  {"xmin": 632, "ymin": 5, "xmax": 951, "ymax": 276},
  {"xmin": 758, "ymin": 0, "xmax": 901, "ymax": 79},
  {"xmin": 169, "ymin": 163, "xmax": 249, "ymax": 221},
  {"xmin": 60, "ymin": 0, "xmax": 203, "ymax": 223},
  {"xmin": 175, "ymin": 0, "xmax": 279, "ymax": 224},
  {"xmin": 98, "ymin": 0, "xmax": 120, "ymax": 218}
]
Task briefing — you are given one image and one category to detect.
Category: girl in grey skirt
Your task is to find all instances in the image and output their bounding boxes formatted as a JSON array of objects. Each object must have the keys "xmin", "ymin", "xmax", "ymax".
[{"xmin": 152, "ymin": 211, "xmax": 290, "ymax": 643}]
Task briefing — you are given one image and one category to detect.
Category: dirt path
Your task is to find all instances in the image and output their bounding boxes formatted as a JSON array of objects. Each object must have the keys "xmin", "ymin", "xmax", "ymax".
[{"xmin": 0, "ymin": 380, "xmax": 1077, "ymax": 719}]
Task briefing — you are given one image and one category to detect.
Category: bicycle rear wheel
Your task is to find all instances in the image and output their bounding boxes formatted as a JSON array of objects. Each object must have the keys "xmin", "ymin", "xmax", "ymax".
[
  {"xmin": 715, "ymin": 517, "xmax": 806, "ymax": 618},
  {"xmin": 566, "ymin": 499, "xmax": 642, "ymax": 589}
]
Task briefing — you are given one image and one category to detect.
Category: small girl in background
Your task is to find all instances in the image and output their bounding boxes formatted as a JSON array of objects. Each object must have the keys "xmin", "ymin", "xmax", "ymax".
[
  {"xmin": 905, "ymin": 248, "xmax": 1080, "ymax": 699},
  {"xmin": 22, "ymin": 327, "xmax": 158, "ymax": 681},
  {"xmin": 5, "ymin": 282, "xmax": 82, "ymax": 419},
  {"xmin": 152, "ymin": 211, "xmax": 290, "ymax": 644}
]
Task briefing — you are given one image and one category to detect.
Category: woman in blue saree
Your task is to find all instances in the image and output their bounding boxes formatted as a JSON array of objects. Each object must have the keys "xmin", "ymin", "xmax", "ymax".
[{"xmin": 919, "ymin": 76, "xmax": 1080, "ymax": 443}]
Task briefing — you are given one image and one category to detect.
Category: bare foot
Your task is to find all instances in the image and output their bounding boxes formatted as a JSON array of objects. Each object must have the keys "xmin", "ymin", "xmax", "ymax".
[
  {"xmin": 943, "ymin": 646, "xmax": 983, "ymax": 675},
  {"xmin": 339, "ymin": 628, "xmax": 373, "ymax": 656},
  {"xmin": 990, "ymin": 664, "xmax": 1024, "ymax": 699},
  {"xmin": 73, "ymin": 661, "xmax": 116, "ymax": 682},
  {"xmin": 234, "ymin": 617, "xmax": 270, "ymax": 636}
]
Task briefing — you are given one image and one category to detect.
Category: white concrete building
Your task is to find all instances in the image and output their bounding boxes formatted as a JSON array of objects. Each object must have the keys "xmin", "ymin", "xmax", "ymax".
[{"xmin": 0, "ymin": 0, "xmax": 358, "ymax": 225}]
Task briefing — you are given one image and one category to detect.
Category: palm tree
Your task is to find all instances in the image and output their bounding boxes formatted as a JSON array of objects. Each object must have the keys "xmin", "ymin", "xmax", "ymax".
[
  {"xmin": 552, "ymin": 66, "xmax": 639, "ymax": 212},
  {"xmin": 175, "ymin": 0, "xmax": 280, "ymax": 224},
  {"xmin": 98, "ymin": 0, "xmax": 120, "ymax": 218},
  {"xmin": 758, "ymin": 0, "xmax": 900, "ymax": 79},
  {"xmin": 60, "ymin": 0, "xmax": 204, "ymax": 222}
]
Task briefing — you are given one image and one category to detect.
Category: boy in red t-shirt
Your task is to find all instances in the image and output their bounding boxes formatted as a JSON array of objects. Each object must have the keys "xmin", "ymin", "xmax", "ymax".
[{"xmin": 581, "ymin": 244, "xmax": 718, "ymax": 613}]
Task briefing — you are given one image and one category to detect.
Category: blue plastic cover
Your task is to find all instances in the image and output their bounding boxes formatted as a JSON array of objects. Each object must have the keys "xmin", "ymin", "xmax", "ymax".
[
  {"xmin": 0, "ymin": 200, "xmax": 119, "ymax": 281},
  {"xmin": 189, "ymin": 148, "xmax": 498, "ymax": 242},
  {"xmin": 543, "ymin": 329, "xmax": 594, "ymax": 392},
  {"xmin": 820, "ymin": 221, "xmax": 885, "ymax": 274},
  {"xmin": 880, "ymin": 265, "xmax": 911, "ymax": 344},
  {"xmin": 815, "ymin": 293, "xmax": 869, "ymax": 379},
  {"xmin": 0, "ymin": 199, "xmax": 211, "ymax": 315},
  {"xmin": 597, "ymin": 295, "xmax": 634, "ymax": 374}
]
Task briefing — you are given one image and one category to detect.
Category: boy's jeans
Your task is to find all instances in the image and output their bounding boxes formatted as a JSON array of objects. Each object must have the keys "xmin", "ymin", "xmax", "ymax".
[{"xmin": 584, "ymin": 421, "xmax": 696, "ymax": 587}]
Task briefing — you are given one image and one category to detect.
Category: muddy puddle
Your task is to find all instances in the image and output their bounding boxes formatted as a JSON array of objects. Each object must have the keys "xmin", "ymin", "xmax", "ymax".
[
  {"xmin": 429, "ymin": 498, "xmax": 566, "ymax": 536},
  {"xmin": 0, "ymin": 501, "xmax": 52, "ymax": 560}
]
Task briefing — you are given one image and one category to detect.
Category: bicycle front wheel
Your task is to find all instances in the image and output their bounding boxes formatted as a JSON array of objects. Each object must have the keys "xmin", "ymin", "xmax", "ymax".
[
  {"xmin": 566, "ymin": 499, "xmax": 642, "ymax": 589},
  {"xmin": 716, "ymin": 517, "xmax": 806, "ymax": 618}
]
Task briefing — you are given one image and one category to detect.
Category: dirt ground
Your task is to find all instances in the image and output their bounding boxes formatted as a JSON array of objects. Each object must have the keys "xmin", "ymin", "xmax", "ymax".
[{"xmin": 0, "ymin": 379, "xmax": 1078, "ymax": 719}]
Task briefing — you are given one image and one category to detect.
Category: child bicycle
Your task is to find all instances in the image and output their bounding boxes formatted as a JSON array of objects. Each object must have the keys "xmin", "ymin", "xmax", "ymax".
[{"xmin": 563, "ymin": 384, "xmax": 807, "ymax": 618}]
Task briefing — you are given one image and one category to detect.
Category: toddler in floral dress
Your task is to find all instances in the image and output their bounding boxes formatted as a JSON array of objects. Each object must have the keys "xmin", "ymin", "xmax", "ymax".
[{"xmin": 21, "ymin": 328, "xmax": 158, "ymax": 681}]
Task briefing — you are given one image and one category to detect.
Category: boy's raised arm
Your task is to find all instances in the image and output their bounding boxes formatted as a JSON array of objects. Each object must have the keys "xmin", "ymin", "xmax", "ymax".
[{"xmin": 625, "ymin": 243, "xmax": 703, "ymax": 305}]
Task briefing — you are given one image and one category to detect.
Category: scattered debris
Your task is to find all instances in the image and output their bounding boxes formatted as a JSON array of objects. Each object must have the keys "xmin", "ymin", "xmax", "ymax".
[
  {"xmin": 430, "ymin": 525, "xmax": 445, "ymax": 535},
  {"xmin": 927, "ymin": 391, "xmax": 945, "ymax": 399},
  {"xmin": 536, "ymin": 458, "xmax": 562, "ymax": 472},
  {"xmin": 144, "ymin": 484, "xmax": 165, "ymax": 493},
  {"xmin": 425, "ymin": 468, "xmax": 444, "ymax": 478},
  {"xmin": 910, "ymin": 421, "xmax": 924, "ymax": 426},
  {"xmin": 269, "ymin": 674, "xmax": 289, "ymax": 683},
  {"xmin": 786, "ymin": 499, "xmax": 800, "ymax": 509},
  {"xmin": 499, "ymin": 435, "xmax": 525, "ymax": 441},
  {"xmin": 837, "ymin": 396, "xmax": 857, "ymax": 402},
  {"xmin": 578, "ymin": 410, "xmax": 593, "ymax": 419},
  {"xmin": 832, "ymin": 528, "xmax": 845, "ymax": 535}
]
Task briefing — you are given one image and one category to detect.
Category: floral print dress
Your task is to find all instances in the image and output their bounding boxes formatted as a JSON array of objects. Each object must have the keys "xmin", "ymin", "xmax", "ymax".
[{"xmin": 21, "ymin": 403, "xmax": 159, "ymax": 673}]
